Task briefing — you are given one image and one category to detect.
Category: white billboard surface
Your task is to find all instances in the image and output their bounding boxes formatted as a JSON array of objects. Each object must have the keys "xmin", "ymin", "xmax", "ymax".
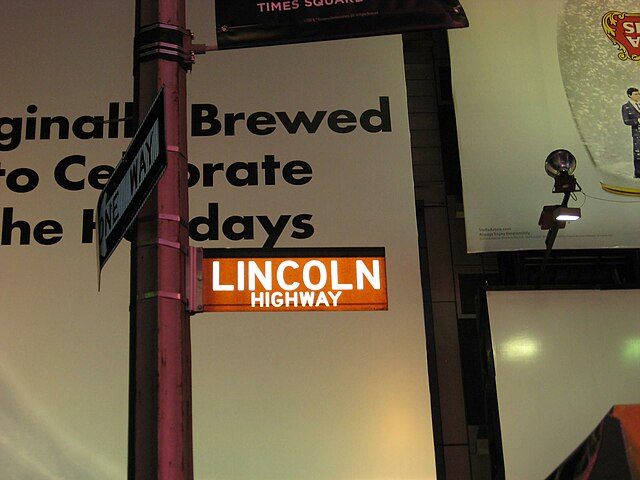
[
  {"xmin": 0, "ymin": 1, "xmax": 436, "ymax": 479},
  {"xmin": 486, "ymin": 289, "xmax": 640, "ymax": 478}
]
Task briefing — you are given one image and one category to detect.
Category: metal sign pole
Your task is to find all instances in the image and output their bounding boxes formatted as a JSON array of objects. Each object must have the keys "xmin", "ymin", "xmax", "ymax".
[{"xmin": 129, "ymin": 0, "xmax": 193, "ymax": 478}]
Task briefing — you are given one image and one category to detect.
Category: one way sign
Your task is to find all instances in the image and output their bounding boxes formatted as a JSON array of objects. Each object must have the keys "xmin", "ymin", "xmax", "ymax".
[{"xmin": 96, "ymin": 89, "xmax": 166, "ymax": 273}]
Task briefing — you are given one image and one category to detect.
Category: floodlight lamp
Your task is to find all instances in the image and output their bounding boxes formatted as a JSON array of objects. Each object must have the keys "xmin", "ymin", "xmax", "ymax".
[
  {"xmin": 545, "ymin": 149, "xmax": 576, "ymax": 178},
  {"xmin": 544, "ymin": 149, "xmax": 580, "ymax": 193},
  {"xmin": 538, "ymin": 150, "xmax": 583, "ymax": 280}
]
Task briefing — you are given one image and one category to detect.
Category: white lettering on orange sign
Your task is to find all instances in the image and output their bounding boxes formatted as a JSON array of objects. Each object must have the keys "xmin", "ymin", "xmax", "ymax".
[
  {"xmin": 250, "ymin": 290, "xmax": 343, "ymax": 308},
  {"xmin": 211, "ymin": 259, "xmax": 381, "ymax": 292},
  {"xmin": 203, "ymin": 255, "xmax": 387, "ymax": 311}
]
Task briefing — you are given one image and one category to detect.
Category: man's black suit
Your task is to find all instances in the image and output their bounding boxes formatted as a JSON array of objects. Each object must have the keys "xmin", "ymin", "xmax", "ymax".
[{"xmin": 621, "ymin": 101, "xmax": 640, "ymax": 178}]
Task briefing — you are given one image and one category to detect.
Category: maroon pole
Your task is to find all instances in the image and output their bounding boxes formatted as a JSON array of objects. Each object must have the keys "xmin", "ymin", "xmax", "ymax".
[{"xmin": 129, "ymin": 0, "xmax": 193, "ymax": 478}]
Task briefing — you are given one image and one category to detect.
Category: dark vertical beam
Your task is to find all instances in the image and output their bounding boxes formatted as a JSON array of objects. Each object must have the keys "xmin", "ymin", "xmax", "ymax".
[{"xmin": 129, "ymin": 0, "xmax": 193, "ymax": 478}]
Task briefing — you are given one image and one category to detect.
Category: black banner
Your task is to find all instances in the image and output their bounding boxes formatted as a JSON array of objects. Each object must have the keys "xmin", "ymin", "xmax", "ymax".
[{"xmin": 215, "ymin": 0, "xmax": 468, "ymax": 49}]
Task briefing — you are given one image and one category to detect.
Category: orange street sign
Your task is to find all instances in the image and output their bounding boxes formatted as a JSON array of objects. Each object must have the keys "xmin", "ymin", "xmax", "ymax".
[{"xmin": 200, "ymin": 248, "xmax": 387, "ymax": 312}]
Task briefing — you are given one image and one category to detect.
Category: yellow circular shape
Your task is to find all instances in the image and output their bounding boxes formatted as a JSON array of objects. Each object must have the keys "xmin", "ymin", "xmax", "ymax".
[{"xmin": 600, "ymin": 182, "xmax": 640, "ymax": 196}]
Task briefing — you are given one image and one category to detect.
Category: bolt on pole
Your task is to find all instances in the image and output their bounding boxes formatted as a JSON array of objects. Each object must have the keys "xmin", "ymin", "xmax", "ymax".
[{"xmin": 129, "ymin": 0, "xmax": 193, "ymax": 478}]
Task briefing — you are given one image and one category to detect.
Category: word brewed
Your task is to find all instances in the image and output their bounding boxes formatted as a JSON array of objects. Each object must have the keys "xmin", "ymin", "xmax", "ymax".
[{"xmin": 192, "ymin": 96, "xmax": 391, "ymax": 136}]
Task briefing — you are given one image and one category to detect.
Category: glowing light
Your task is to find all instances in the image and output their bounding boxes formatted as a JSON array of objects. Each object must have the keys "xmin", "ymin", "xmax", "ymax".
[
  {"xmin": 622, "ymin": 338, "xmax": 640, "ymax": 361},
  {"xmin": 500, "ymin": 336, "xmax": 540, "ymax": 360}
]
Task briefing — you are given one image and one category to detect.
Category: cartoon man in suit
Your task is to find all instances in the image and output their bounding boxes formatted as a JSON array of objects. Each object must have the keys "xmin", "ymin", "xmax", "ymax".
[{"xmin": 622, "ymin": 87, "xmax": 640, "ymax": 178}]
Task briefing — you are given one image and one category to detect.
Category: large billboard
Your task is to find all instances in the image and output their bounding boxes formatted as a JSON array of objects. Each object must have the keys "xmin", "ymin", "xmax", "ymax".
[
  {"xmin": 449, "ymin": 0, "xmax": 640, "ymax": 253},
  {"xmin": 0, "ymin": 1, "xmax": 436, "ymax": 479},
  {"xmin": 484, "ymin": 289, "xmax": 640, "ymax": 478}
]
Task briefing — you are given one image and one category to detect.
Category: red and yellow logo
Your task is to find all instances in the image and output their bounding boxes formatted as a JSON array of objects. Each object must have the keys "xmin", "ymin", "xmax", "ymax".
[{"xmin": 603, "ymin": 12, "xmax": 640, "ymax": 61}]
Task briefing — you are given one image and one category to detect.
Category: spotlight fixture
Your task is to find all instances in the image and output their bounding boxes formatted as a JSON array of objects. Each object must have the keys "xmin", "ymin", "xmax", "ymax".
[
  {"xmin": 539, "ymin": 149, "xmax": 582, "ymax": 231},
  {"xmin": 537, "ymin": 149, "xmax": 583, "ymax": 285},
  {"xmin": 545, "ymin": 149, "xmax": 581, "ymax": 194}
]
